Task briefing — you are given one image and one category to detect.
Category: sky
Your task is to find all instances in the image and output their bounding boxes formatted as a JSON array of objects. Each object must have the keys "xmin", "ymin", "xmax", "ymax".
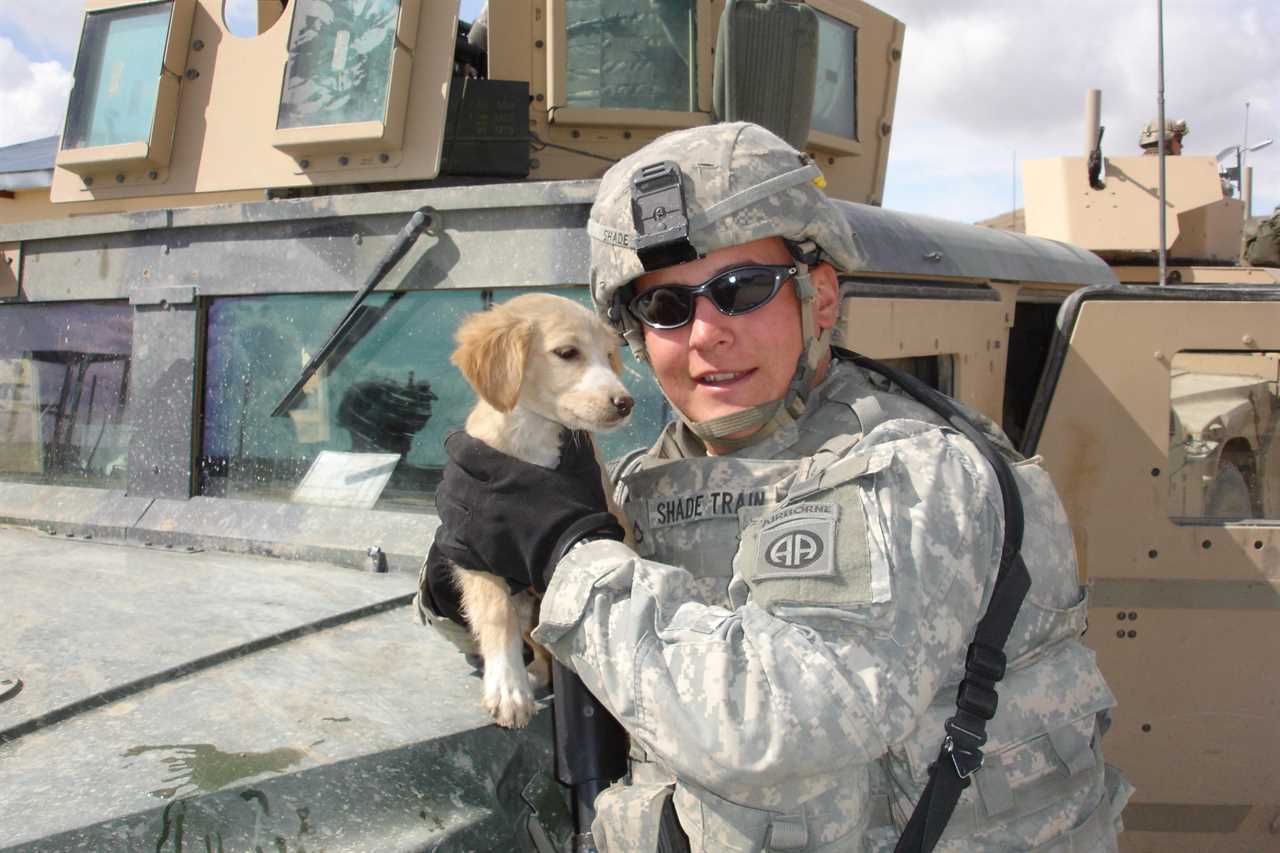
[{"xmin": 1, "ymin": 0, "xmax": 1275, "ymax": 222}]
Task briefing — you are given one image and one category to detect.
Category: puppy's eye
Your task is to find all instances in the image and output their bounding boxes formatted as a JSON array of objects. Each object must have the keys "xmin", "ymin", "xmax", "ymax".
[{"xmin": 553, "ymin": 346, "xmax": 580, "ymax": 360}]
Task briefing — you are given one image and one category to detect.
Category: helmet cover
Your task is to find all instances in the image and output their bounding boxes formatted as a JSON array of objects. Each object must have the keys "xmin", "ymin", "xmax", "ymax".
[{"xmin": 588, "ymin": 122, "xmax": 863, "ymax": 356}]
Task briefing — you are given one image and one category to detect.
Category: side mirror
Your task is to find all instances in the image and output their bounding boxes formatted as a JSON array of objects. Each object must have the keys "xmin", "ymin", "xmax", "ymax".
[{"xmin": 712, "ymin": 0, "xmax": 819, "ymax": 149}]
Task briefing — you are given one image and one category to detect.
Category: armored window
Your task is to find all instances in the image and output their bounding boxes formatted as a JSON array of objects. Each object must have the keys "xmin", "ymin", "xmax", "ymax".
[
  {"xmin": 200, "ymin": 289, "xmax": 667, "ymax": 513},
  {"xmin": 563, "ymin": 0, "xmax": 696, "ymax": 112},
  {"xmin": 1168, "ymin": 351, "xmax": 1280, "ymax": 521},
  {"xmin": 810, "ymin": 10, "xmax": 857, "ymax": 140},
  {"xmin": 0, "ymin": 302, "xmax": 133, "ymax": 488},
  {"xmin": 57, "ymin": 0, "xmax": 195, "ymax": 175},
  {"xmin": 272, "ymin": 0, "xmax": 420, "ymax": 156}
]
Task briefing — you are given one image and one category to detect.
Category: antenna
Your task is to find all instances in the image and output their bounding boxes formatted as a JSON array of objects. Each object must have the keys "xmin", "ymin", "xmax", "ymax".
[
  {"xmin": 1156, "ymin": 0, "xmax": 1168, "ymax": 285},
  {"xmin": 1012, "ymin": 149, "xmax": 1017, "ymax": 226},
  {"xmin": 1242, "ymin": 101, "xmax": 1250, "ymax": 185}
]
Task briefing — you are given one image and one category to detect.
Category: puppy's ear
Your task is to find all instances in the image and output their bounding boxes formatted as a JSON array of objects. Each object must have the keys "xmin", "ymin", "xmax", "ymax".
[{"xmin": 451, "ymin": 306, "xmax": 532, "ymax": 412}]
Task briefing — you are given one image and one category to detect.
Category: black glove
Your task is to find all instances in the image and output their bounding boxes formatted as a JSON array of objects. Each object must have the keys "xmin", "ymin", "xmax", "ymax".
[{"xmin": 427, "ymin": 430, "xmax": 625, "ymax": 603}]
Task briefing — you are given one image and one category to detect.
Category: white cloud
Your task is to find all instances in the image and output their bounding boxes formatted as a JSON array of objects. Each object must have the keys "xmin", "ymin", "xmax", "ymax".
[
  {"xmin": 0, "ymin": 0, "xmax": 85, "ymax": 62},
  {"xmin": 874, "ymin": 0, "xmax": 1280, "ymax": 220},
  {"xmin": 0, "ymin": 36, "xmax": 72, "ymax": 147}
]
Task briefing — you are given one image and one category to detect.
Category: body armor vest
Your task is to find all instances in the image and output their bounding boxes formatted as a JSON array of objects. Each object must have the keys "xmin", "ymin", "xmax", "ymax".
[{"xmin": 600, "ymin": 359, "xmax": 1126, "ymax": 852}]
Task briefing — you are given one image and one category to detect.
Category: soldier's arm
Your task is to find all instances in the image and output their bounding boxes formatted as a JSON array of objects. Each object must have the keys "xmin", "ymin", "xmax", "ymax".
[{"xmin": 532, "ymin": 421, "xmax": 1003, "ymax": 790}]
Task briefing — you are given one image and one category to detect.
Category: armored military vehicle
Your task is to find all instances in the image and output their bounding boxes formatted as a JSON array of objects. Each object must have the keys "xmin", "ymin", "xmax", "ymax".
[
  {"xmin": 1, "ymin": 2, "xmax": 1276, "ymax": 852},
  {"xmin": 1000, "ymin": 90, "xmax": 1280, "ymax": 852}
]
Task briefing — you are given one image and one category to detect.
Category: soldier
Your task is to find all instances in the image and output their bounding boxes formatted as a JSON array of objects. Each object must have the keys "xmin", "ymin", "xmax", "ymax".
[
  {"xmin": 428, "ymin": 122, "xmax": 1131, "ymax": 851},
  {"xmin": 1139, "ymin": 118, "xmax": 1189, "ymax": 155}
]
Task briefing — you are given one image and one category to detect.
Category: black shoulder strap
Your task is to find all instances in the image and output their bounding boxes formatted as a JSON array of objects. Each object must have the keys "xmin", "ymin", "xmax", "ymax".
[{"xmin": 833, "ymin": 349, "xmax": 1033, "ymax": 853}]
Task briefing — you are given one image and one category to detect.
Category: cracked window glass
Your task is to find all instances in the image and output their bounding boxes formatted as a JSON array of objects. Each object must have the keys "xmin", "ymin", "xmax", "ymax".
[
  {"xmin": 0, "ymin": 302, "xmax": 133, "ymax": 487},
  {"xmin": 201, "ymin": 289, "xmax": 669, "ymax": 513},
  {"xmin": 565, "ymin": 0, "xmax": 696, "ymax": 112},
  {"xmin": 1169, "ymin": 351, "xmax": 1280, "ymax": 520}
]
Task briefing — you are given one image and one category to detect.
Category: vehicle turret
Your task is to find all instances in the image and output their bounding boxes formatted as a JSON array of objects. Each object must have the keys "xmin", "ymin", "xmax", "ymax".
[{"xmin": 45, "ymin": 0, "xmax": 904, "ymax": 211}]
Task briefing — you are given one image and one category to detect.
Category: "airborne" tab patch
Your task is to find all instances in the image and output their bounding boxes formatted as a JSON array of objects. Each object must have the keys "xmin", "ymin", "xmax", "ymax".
[{"xmin": 753, "ymin": 503, "xmax": 838, "ymax": 580}]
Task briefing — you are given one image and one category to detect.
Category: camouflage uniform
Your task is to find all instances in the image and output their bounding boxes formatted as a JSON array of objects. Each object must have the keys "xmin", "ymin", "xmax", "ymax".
[
  {"xmin": 518, "ymin": 121, "xmax": 1130, "ymax": 850},
  {"xmin": 533, "ymin": 360, "xmax": 1131, "ymax": 851}
]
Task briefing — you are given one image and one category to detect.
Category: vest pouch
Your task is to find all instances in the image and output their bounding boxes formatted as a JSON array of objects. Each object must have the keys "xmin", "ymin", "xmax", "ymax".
[
  {"xmin": 593, "ymin": 781, "xmax": 685, "ymax": 853},
  {"xmin": 1021, "ymin": 759, "xmax": 1132, "ymax": 853},
  {"xmin": 891, "ymin": 641, "xmax": 1115, "ymax": 830},
  {"xmin": 1002, "ymin": 459, "xmax": 1091, "ymax": 660},
  {"xmin": 672, "ymin": 779, "xmax": 868, "ymax": 853}
]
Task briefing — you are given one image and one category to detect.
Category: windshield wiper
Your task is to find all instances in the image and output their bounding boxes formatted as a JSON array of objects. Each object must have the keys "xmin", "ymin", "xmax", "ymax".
[{"xmin": 271, "ymin": 207, "xmax": 435, "ymax": 417}]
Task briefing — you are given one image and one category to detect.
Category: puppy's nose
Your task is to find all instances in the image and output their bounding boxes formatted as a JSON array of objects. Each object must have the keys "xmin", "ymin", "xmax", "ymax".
[{"xmin": 613, "ymin": 395, "xmax": 634, "ymax": 417}]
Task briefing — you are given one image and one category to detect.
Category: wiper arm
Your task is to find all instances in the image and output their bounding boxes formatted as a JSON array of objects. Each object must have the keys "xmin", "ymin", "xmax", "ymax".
[{"xmin": 271, "ymin": 207, "xmax": 435, "ymax": 417}]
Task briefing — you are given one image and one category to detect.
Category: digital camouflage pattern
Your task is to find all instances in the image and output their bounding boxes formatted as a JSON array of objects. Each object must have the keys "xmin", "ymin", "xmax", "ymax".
[
  {"xmin": 587, "ymin": 122, "xmax": 864, "ymax": 357},
  {"xmin": 532, "ymin": 359, "xmax": 1131, "ymax": 852},
  {"xmin": 277, "ymin": 0, "xmax": 400, "ymax": 129}
]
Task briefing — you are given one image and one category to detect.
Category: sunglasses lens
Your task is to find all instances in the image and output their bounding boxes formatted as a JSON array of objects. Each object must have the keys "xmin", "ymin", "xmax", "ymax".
[
  {"xmin": 629, "ymin": 266, "xmax": 789, "ymax": 328},
  {"xmin": 709, "ymin": 269, "xmax": 782, "ymax": 315},
  {"xmin": 632, "ymin": 287, "xmax": 695, "ymax": 328}
]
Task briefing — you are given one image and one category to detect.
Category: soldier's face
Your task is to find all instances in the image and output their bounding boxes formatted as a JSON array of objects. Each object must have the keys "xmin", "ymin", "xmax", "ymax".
[{"xmin": 633, "ymin": 237, "xmax": 839, "ymax": 448}]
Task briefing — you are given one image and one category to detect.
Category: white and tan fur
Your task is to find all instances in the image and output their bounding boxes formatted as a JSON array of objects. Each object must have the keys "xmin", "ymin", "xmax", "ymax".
[{"xmin": 448, "ymin": 293, "xmax": 633, "ymax": 728}]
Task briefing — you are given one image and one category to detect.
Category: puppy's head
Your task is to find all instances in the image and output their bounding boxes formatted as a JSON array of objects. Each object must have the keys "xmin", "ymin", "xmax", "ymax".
[{"xmin": 451, "ymin": 294, "xmax": 634, "ymax": 431}]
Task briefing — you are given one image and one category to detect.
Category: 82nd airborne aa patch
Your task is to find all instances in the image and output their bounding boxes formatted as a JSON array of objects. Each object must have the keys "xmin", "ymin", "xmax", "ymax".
[{"xmin": 753, "ymin": 503, "xmax": 838, "ymax": 580}]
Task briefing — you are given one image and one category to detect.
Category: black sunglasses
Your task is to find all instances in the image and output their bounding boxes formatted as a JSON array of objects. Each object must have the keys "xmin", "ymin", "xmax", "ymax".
[{"xmin": 627, "ymin": 264, "xmax": 797, "ymax": 330}]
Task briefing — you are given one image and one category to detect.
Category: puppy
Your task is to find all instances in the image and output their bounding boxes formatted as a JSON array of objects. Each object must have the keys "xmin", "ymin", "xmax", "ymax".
[{"xmin": 446, "ymin": 293, "xmax": 634, "ymax": 728}]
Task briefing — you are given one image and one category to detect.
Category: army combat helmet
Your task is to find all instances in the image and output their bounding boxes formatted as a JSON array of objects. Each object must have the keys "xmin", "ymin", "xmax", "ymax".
[
  {"xmin": 1140, "ymin": 118, "xmax": 1189, "ymax": 148},
  {"xmin": 587, "ymin": 122, "xmax": 864, "ymax": 444}
]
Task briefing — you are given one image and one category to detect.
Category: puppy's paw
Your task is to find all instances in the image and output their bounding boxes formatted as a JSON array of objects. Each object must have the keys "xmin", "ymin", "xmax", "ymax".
[{"xmin": 483, "ymin": 659, "xmax": 536, "ymax": 728}]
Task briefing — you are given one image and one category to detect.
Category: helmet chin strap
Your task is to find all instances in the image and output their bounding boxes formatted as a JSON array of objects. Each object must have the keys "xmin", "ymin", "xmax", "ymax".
[{"xmin": 683, "ymin": 263, "xmax": 831, "ymax": 451}]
